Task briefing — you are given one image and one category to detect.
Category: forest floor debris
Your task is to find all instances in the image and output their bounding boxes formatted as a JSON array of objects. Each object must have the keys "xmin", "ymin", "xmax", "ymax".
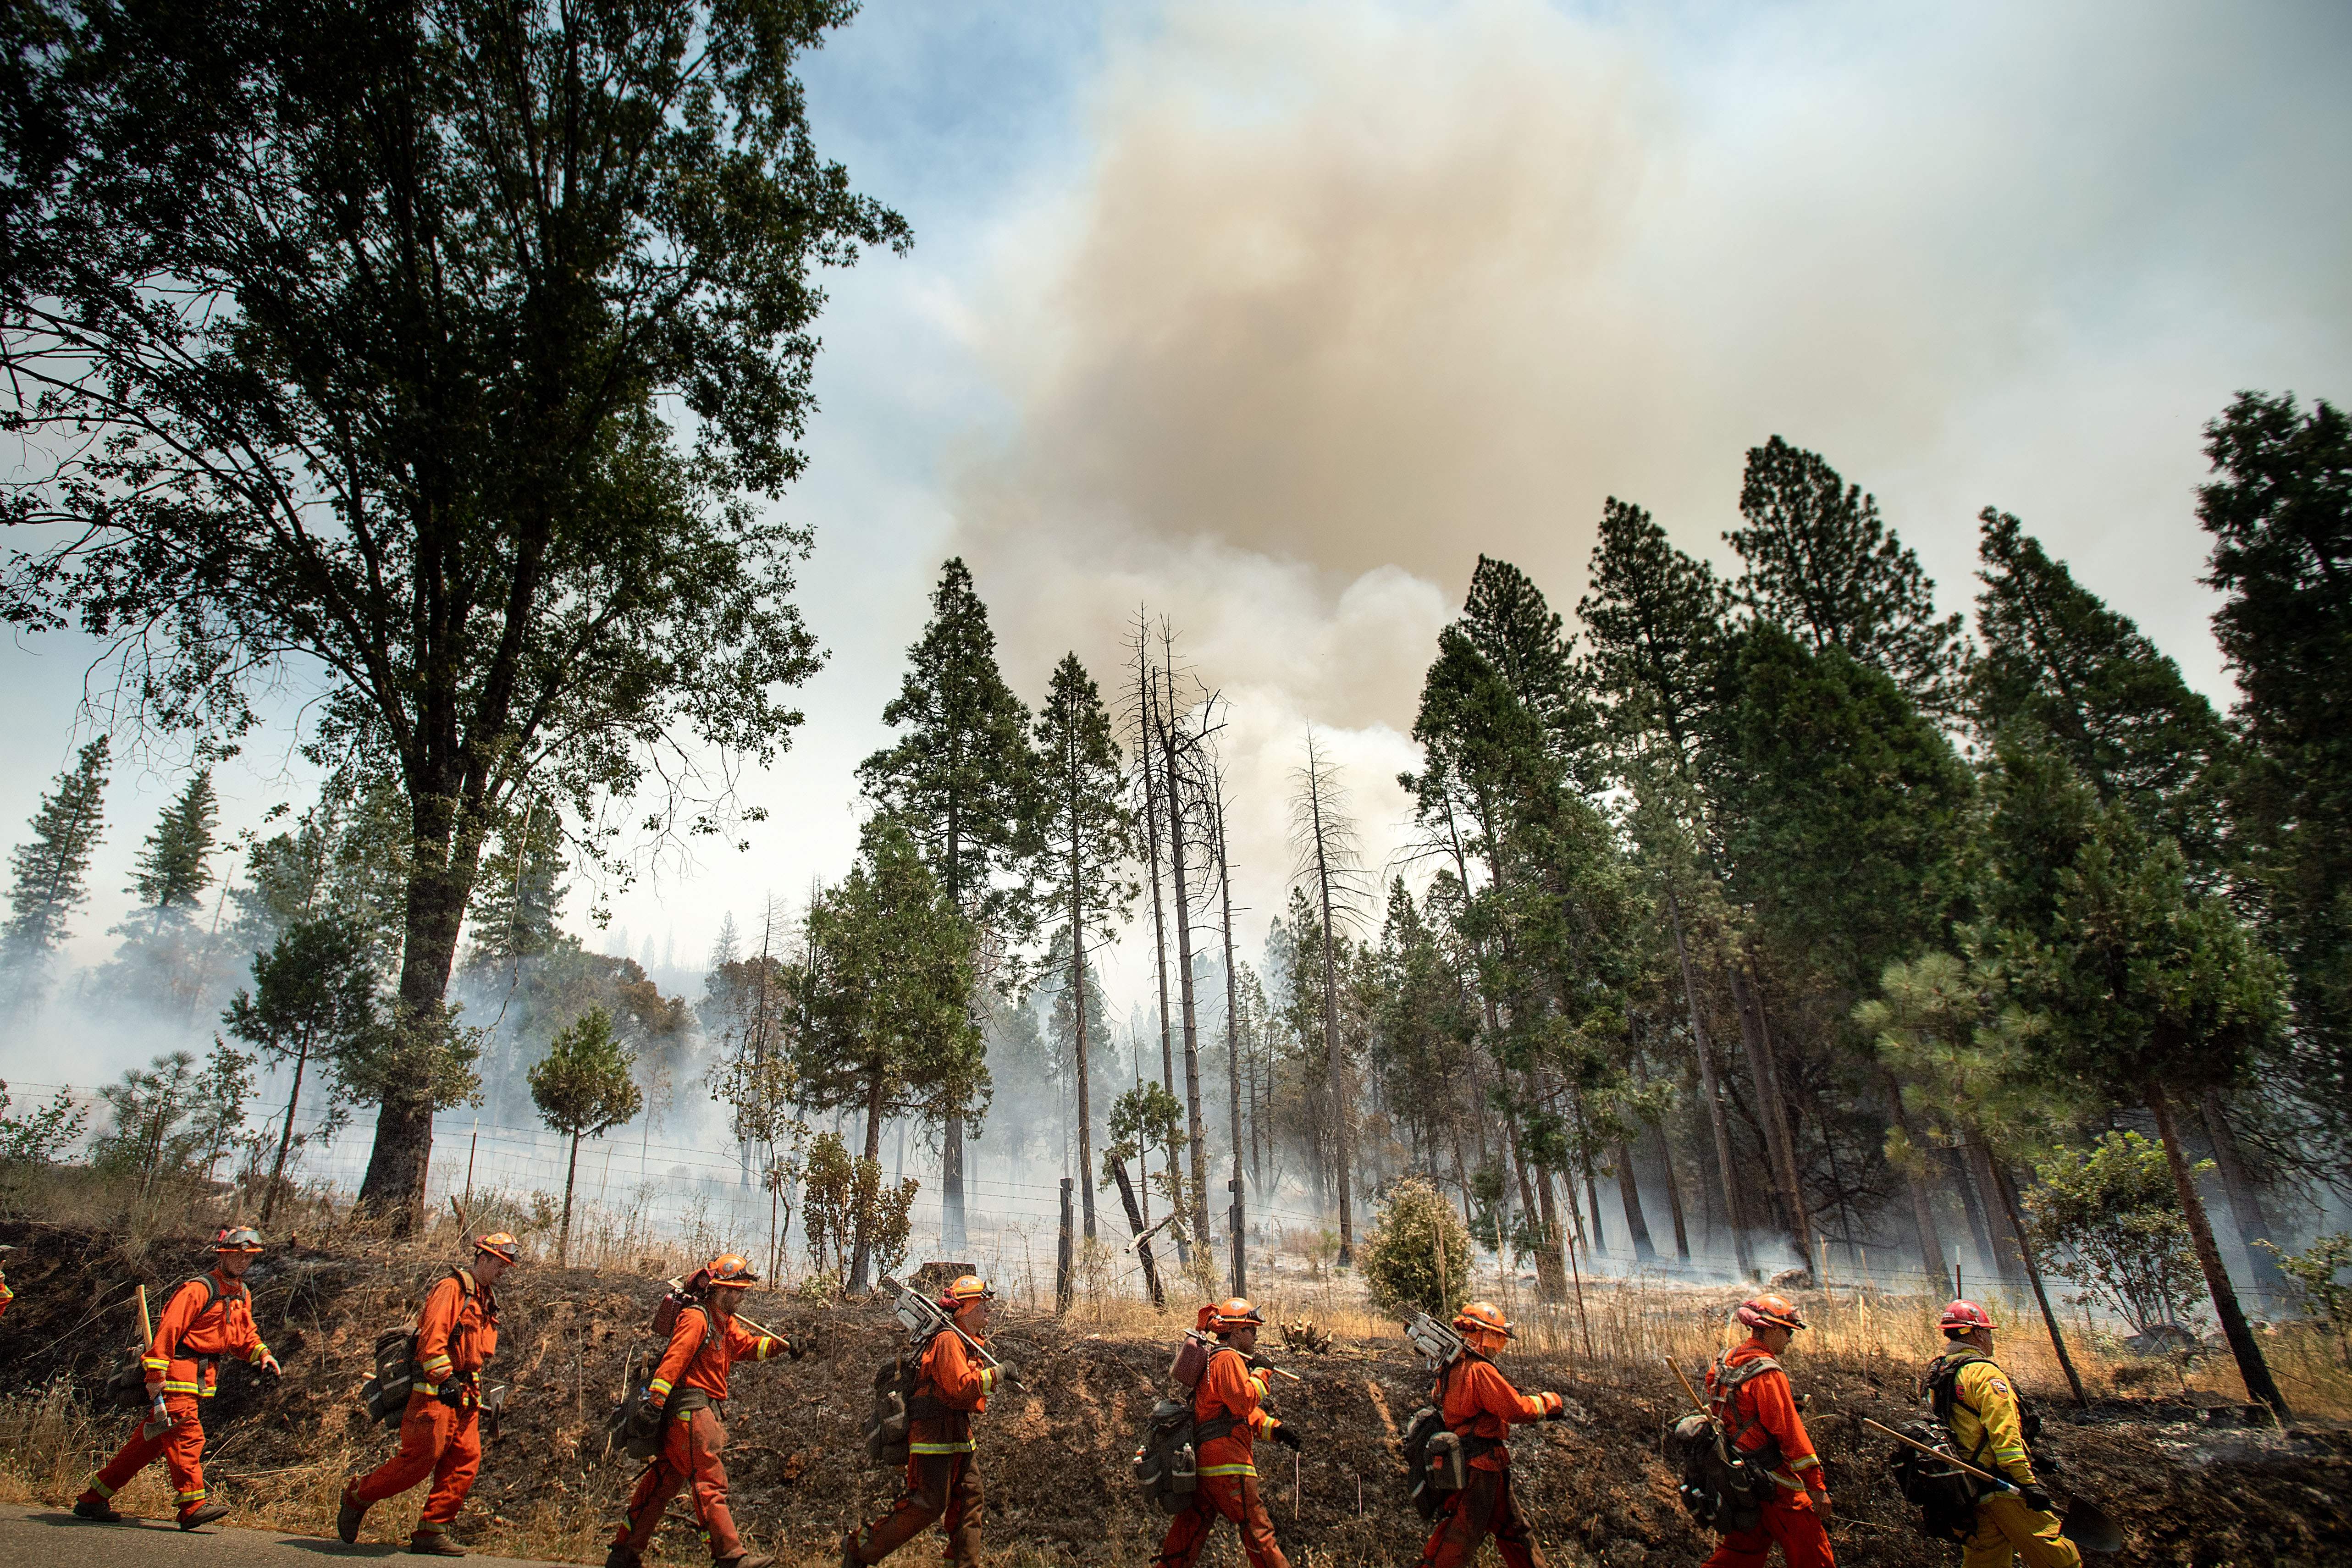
[{"xmin": 0, "ymin": 1219, "xmax": 2343, "ymax": 1567}]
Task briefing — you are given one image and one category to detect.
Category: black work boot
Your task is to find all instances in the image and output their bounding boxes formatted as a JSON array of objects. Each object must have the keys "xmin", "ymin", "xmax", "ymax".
[
  {"xmin": 715, "ymin": 1555, "xmax": 775, "ymax": 1568},
  {"xmin": 337, "ymin": 1485, "xmax": 368, "ymax": 1545},
  {"xmin": 72, "ymin": 1496, "xmax": 123, "ymax": 1523},
  {"xmin": 178, "ymin": 1502, "xmax": 231, "ymax": 1530},
  {"xmin": 604, "ymin": 1549, "xmax": 642, "ymax": 1568}
]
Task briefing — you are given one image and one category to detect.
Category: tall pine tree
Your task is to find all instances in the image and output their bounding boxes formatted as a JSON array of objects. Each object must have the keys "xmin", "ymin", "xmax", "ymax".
[
  {"xmin": 132, "ymin": 769, "xmax": 219, "ymax": 926},
  {"xmin": 1973, "ymin": 509, "xmax": 2228, "ymax": 854},
  {"xmin": 1730, "ymin": 436, "xmax": 1966, "ymax": 713},
  {"xmin": 1032, "ymin": 652, "xmax": 1137, "ymax": 1242},
  {"xmin": 2, "ymin": 735, "xmax": 111, "ymax": 1014},
  {"xmin": 2197, "ymin": 392, "xmax": 2352, "ymax": 1158},
  {"xmin": 858, "ymin": 558, "xmax": 1039, "ymax": 1248}
]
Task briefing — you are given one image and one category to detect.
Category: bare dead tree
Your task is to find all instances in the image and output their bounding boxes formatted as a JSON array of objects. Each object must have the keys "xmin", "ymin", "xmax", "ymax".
[{"xmin": 1290, "ymin": 727, "xmax": 1371, "ymax": 1265}]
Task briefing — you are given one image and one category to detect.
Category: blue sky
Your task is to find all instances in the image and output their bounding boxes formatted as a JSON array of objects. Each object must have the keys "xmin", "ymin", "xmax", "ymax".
[{"xmin": 4, "ymin": 0, "xmax": 2348, "ymax": 1082}]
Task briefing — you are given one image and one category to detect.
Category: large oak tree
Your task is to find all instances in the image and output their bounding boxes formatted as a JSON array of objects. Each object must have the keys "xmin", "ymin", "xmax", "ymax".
[{"xmin": 0, "ymin": 0, "xmax": 905, "ymax": 1225}]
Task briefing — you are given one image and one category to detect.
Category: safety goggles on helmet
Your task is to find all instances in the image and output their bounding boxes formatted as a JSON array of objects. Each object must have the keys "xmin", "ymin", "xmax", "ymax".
[
  {"xmin": 214, "ymin": 1226, "xmax": 265, "ymax": 1253},
  {"xmin": 1453, "ymin": 1300, "xmax": 1513, "ymax": 1338},
  {"xmin": 703, "ymin": 1254, "xmax": 759, "ymax": 1288},
  {"xmin": 474, "ymin": 1232, "xmax": 522, "ymax": 1265},
  {"xmin": 1735, "ymin": 1294, "xmax": 1807, "ymax": 1333}
]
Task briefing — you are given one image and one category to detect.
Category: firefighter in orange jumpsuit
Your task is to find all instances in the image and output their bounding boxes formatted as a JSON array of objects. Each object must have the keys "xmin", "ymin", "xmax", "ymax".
[
  {"xmin": 1702, "ymin": 1295, "xmax": 1833, "ymax": 1568},
  {"xmin": 338, "ymin": 1232, "xmax": 520, "ymax": 1556},
  {"xmin": 1417, "ymin": 1301, "xmax": 1568, "ymax": 1568},
  {"xmin": 846, "ymin": 1274, "xmax": 1010, "ymax": 1568},
  {"xmin": 75, "ymin": 1226, "xmax": 281, "ymax": 1529},
  {"xmin": 0, "ymin": 1244, "xmax": 13, "ymax": 1319},
  {"xmin": 1154, "ymin": 1297, "xmax": 1299, "ymax": 1568},
  {"xmin": 608, "ymin": 1254, "xmax": 790, "ymax": 1568}
]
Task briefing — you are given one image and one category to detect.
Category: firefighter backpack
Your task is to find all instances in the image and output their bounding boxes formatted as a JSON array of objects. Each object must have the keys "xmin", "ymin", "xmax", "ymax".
[
  {"xmin": 1669, "ymin": 1354, "xmax": 1783, "ymax": 1535},
  {"xmin": 1133, "ymin": 1334, "xmax": 1241, "ymax": 1514},
  {"xmin": 1401, "ymin": 1357, "xmax": 1473, "ymax": 1520},
  {"xmin": 607, "ymin": 1283, "xmax": 714, "ymax": 1461},
  {"xmin": 105, "ymin": 1275, "xmax": 231, "ymax": 1409},
  {"xmin": 358, "ymin": 1269, "xmax": 477, "ymax": 1425},
  {"xmin": 1888, "ymin": 1351, "xmax": 2040, "ymax": 1544},
  {"xmin": 864, "ymin": 1322, "xmax": 952, "ymax": 1469},
  {"xmin": 1883, "ymin": 1418, "xmax": 1980, "ymax": 1543}
]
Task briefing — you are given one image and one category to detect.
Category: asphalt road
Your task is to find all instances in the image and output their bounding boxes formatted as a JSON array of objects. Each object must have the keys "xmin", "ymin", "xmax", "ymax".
[{"xmin": 0, "ymin": 1506, "xmax": 580, "ymax": 1566}]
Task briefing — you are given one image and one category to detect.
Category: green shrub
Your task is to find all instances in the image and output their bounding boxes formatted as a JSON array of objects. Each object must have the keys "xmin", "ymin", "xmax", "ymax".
[{"xmin": 1360, "ymin": 1176, "xmax": 1471, "ymax": 1321}]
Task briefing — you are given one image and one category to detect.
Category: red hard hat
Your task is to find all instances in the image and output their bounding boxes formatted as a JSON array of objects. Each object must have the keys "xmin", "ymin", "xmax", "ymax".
[
  {"xmin": 1736, "ymin": 1294, "xmax": 1807, "ymax": 1332},
  {"xmin": 1454, "ymin": 1301, "xmax": 1513, "ymax": 1338},
  {"xmin": 1940, "ymin": 1299, "xmax": 1995, "ymax": 1333}
]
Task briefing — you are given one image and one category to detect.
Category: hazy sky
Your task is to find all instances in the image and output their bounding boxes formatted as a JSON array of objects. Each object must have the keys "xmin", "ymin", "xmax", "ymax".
[{"xmin": 4, "ymin": 0, "xmax": 2348, "ymax": 1061}]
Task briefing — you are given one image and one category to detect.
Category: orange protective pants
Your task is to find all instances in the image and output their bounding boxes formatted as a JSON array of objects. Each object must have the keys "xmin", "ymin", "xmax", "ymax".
[
  {"xmin": 1703, "ymin": 1490, "xmax": 1835, "ymax": 1568},
  {"xmin": 83, "ymin": 1394, "xmax": 210, "ymax": 1518},
  {"xmin": 350, "ymin": 1390, "xmax": 482, "ymax": 1538},
  {"xmin": 852, "ymin": 1451, "xmax": 982, "ymax": 1567},
  {"xmin": 615, "ymin": 1407, "xmax": 742, "ymax": 1561},
  {"xmin": 1154, "ymin": 1472, "xmax": 1287, "ymax": 1568},
  {"xmin": 1419, "ymin": 1465, "xmax": 1546, "ymax": 1568}
]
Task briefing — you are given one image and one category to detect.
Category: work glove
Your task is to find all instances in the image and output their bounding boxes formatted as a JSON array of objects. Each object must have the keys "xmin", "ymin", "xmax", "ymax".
[
  {"xmin": 785, "ymin": 1337, "xmax": 807, "ymax": 1361},
  {"xmin": 2017, "ymin": 1484, "xmax": 2054, "ymax": 1514},
  {"xmin": 1540, "ymin": 1393, "xmax": 1568, "ymax": 1421},
  {"xmin": 991, "ymin": 1361, "xmax": 1018, "ymax": 1390},
  {"xmin": 1270, "ymin": 1422, "xmax": 1303, "ymax": 1452}
]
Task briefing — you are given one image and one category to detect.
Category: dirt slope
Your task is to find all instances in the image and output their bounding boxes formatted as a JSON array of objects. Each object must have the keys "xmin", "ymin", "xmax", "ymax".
[{"xmin": 0, "ymin": 1220, "xmax": 2342, "ymax": 1567}]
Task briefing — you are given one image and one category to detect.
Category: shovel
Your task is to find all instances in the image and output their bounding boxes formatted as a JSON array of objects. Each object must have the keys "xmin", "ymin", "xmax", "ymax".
[{"xmin": 2059, "ymin": 1496, "xmax": 2125, "ymax": 1556}]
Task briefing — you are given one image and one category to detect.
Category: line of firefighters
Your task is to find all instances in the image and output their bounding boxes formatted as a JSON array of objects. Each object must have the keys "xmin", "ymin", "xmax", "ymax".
[{"xmin": 30, "ymin": 1228, "xmax": 2086, "ymax": 1568}]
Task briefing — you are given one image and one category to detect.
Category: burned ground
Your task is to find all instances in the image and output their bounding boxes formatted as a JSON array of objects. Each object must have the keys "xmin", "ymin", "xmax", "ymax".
[{"xmin": 0, "ymin": 1220, "xmax": 2343, "ymax": 1567}]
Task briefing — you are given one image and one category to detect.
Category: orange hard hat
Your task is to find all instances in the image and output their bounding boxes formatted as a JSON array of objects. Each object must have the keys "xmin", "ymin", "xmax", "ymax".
[
  {"xmin": 1208, "ymin": 1297, "xmax": 1265, "ymax": 1334},
  {"xmin": 1736, "ymin": 1294, "xmax": 1807, "ymax": 1332},
  {"xmin": 1454, "ymin": 1300, "xmax": 1513, "ymax": 1338},
  {"xmin": 474, "ymin": 1232, "xmax": 522, "ymax": 1265},
  {"xmin": 702, "ymin": 1254, "xmax": 759, "ymax": 1288},
  {"xmin": 213, "ymin": 1226, "xmax": 264, "ymax": 1253},
  {"xmin": 941, "ymin": 1274, "xmax": 994, "ymax": 1309},
  {"xmin": 1940, "ymin": 1299, "xmax": 1995, "ymax": 1334}
]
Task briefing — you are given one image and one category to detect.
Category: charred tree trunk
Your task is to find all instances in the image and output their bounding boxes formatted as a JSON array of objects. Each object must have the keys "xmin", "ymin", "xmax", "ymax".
[
  {"xmin": 1160, "ymin": 670, "xmax": 1210, "ymax": 1248},
  {"xmin": 1656, "ymin": 1121, "xmax": 1691, "ymax": 1259},
  {"xmin": 1882, "ymin": 1071, "xmax": 1950, "ymax": 1290},
  {"xmin": 1965, "ymin": 1141, "xmax": 2027, "ymax": 1288},
  {"xmin": 1212, "ymin": 772, "xmax": 1246, "ymax": 1192},
  {"xmin": 2150, "ymin": 1086, "xmax": 2290, "ymax": 1421},
  {"xmin": 1111, "ymin": 1158, "xmax": 1165, "ymax": 1310},
  {"xmin": 357, "ymin": 794, "xmax": 488, "ymax": 1232},
  {"xmin": 2199, "ymin": 1088, "xmax": 2285, "ymax": 1292},
  {"xmin": 850, "ymin": 1072, "xmax": 887, "ymax": 1293},
  {"xmin": 1615, "ymin": 1139, "xmax": 1657, "ymax": 1259},
  {"xmin": 1728, "ymin": 960, "xmax": 1813, "ymax": 1268},
  {"xmin": 1943, "ymin": 1143, "xmax": 1997, "ymax": 1281},
  {"xmin": 1666, "ymin": 889, "xmax": 1752, "ymax": 1275}
]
